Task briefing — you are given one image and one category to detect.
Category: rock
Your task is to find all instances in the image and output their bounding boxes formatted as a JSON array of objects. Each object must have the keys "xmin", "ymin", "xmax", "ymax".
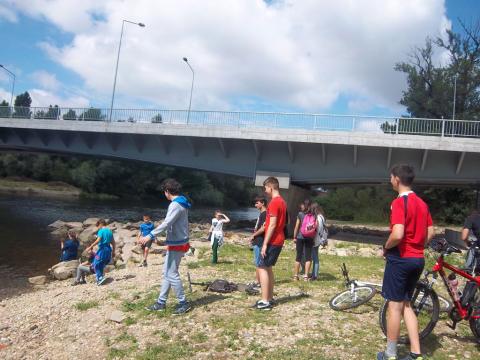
[
  {"xmin": 335, "ymin": 249, "xmax": 349, "ymax": 257},
  {"xmin": 83, "ymin": 218, "xmax": 100, "ymax": 227},
  {"xmin": 115, "ymin": 260, "xmax": 126, "ymax": 269},
  {"xmin": 358, "ymin": 247, "xmax": 376, "ymax": 257},
  {"xmin": 28, "ymin": 275, "xmax": 47, "ymax": 285},
  {"xmin": 29, "ymin": 324, "xmax": 38, "ymax": 331},
  {"xmin": 51, "ymin": 227, "xmax": 68, "ymax": 238},
  {"xmin": 50, "ymin": 260, "xmax": 79, "ymax": 280},
  {"xmin": 121, "ymin": 243, "xmax": 134, "ymax": 263},
  {"xmin": 131, "ymin": 245, "xmax": 143, "ymax": 255},
  {"xmin": 104, "ymin": 265, "xmax": 115, "ymax": 273},
  {"xmin": 0, "ymin": 325, "xmax": 9, "ymax": 331},
  {"xmin": 149, "ymin": 246, "xmax": 165, "ymax": 255},
  {"xmin": 78, "ymin": 225, "xmax": 98, "ymax": 246},
  {"xmin": 64, "ymin": 222, "xmax": 84, "ymax": 229},
  {"xmin": 48, "ymin": 220, "xmax": 66, "ymax": 229},
  {"xmin": 109, "ymin": 311, "xmax": 125, "ymax": 323}
]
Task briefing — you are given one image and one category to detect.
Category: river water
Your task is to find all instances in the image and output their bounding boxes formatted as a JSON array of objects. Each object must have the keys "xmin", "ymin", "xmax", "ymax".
[{"xmin": 0, "ymin": 194, "xmax": 257, "ymax": 290}]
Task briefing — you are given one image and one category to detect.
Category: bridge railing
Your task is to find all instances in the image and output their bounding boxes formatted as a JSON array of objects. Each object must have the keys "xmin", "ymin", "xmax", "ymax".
[{"xmin": 0, "ymin": 106, "xmax": 479, "ymax": 138}]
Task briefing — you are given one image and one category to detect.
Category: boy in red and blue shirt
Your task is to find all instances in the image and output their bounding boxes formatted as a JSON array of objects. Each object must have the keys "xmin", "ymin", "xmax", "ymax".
[{"xmin": 377, "ymin": 164, "xmax": 434, "ymax": 360}]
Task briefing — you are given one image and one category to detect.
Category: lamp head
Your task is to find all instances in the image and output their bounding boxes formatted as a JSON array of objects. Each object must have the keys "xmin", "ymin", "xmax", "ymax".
[
  {"xmin": 138, "ymin": 23, "xmax": 145, "ymax": 27},
  {"xmin": 183, "ymin": 57, "xmax": 188, "ymax": 62}
]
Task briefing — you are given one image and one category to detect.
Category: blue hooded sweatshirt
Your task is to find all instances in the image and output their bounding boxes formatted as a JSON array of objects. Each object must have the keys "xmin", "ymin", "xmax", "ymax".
[{"xmin": 148, "ymin": 195, "xmax": 191, "ymax": 246}]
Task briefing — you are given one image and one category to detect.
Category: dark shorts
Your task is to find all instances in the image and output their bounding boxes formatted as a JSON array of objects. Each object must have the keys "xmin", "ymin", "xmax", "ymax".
[
  {"xmin": 141, "ymin": 239, "xmax": 153, "ymax": 249},
  {"xmin": 382, "ymin": 255, "xmax": 425, "ymax": 302},
  {"xmin": 295, "ymin": 237, "xmax": 314, "ymax": 262},
  {"xmin": 257, "ymin": 245, "xmax": 283, "ymax": 268}
]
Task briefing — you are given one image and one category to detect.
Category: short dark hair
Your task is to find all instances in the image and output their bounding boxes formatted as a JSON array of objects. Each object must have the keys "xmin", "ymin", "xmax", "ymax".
[
  {"xmin": 263, "ymin": 176, "xmax": 279, "ymax": 190},
  {"xmin": 161, "ymin": 178, "xmax": 182, "ymax": 195},
  {"xmin": 390, "ymin": 164, "xmax": 415, "ymax": 186},
  {"xmin": 96, "ymin": 219, "xmax": 107, "ymax": 226},
  {"xmin": 254, "ymin": 195, "xmax": 267, "ymax": 206}
]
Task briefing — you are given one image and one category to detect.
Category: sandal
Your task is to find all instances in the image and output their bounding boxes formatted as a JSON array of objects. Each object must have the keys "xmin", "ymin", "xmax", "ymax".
[
  {"xmin": 303, "ymin": 275, "xmax": 310, "ymax": 281},
  {"xmin": 293, "ymin": 275, "xmax": 299, "ymax": 281}
]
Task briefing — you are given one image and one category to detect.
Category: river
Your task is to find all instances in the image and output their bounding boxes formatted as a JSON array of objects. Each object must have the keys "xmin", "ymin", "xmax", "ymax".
[{"xmin": 0, "ymin": 194, "xmax": 257, "ymax": 290}]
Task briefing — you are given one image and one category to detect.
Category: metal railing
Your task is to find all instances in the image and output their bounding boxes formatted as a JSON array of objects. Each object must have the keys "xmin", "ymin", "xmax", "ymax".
[{"xmin": 0, "ymin": 106, "xmax": 479, "ymax": 138}]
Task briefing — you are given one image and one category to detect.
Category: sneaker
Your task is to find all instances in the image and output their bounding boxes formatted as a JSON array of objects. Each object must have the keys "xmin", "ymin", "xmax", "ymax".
[
  {"xmin": 138, "ymin": 261, "xmax": 147, "ymax": 267},
  {"xmin": 256, "ymin": 300, "xmax": 272, "ymax": 311},
  {"xmin": 399, "ymin": 354, "xmax": 423, "ymax": 360},
  {"xmin": 145, "ymin": 302, "xmax": 166, "ymax": 311},
  {"xmin": 173, "ymin": 303, "xmax": 191, "ymax": 315},
  {"xmin": 377, "ymin": 352, "xmax": 397, "ymax": 360},
  {"xmin": 97, "ymin": 277, "xmax": 107, "ymax": 286}
]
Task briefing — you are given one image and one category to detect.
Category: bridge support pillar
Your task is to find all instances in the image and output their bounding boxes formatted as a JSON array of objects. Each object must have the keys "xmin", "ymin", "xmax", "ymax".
[{"xmin": 255, "ymin": 170, "xmax": 311, "ymax": 237}]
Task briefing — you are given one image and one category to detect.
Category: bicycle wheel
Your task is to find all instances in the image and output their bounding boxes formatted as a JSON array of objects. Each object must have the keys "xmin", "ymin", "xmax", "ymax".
[
  {"xmin": 437, "ymin": 295, "xmax": 453, "ymax": 313},
  {"xmin": 329, "ymin": 285, "xmax": 376, "ymax": 311},
  {"xmin": 468, "ymin": 292, "xmax": 480, "ymax": 342},
  {"xmin": 379, "ymin": 281, "xmax": 440, "ymax": 344}
]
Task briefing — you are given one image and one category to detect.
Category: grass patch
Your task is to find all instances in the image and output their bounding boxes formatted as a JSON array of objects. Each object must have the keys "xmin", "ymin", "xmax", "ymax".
[
  {"xmin": 137, "ymin": 343, "xmax": 194, "ymax": 360},
  {"xmin": 74, "ymin": 300, "xmax": 99, "ymax": 311},
  {"xmin": 107, "ymin": 332, "xmax": 138, "ymax": 359}
]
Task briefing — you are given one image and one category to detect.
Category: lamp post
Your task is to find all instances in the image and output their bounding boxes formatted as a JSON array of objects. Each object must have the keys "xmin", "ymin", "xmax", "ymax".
[
  {"xmin": 109, "ymin": 20, "xmax": 145, "ymax": 122},
  {"xmin": 183, "ymin": 57, "xmax": 194, "ymax": 124},
  {"xmin": 452, "ymin": 74, "xmax": 458, "ymax": 120},
  {"xmin": 0, "ymin": 64, "xmax": 16, "ymax": 108}
]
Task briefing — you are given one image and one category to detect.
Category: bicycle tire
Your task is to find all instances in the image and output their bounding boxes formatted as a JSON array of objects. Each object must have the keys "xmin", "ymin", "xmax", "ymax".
[
  {"xmin": 379, "ymin": 281, "xmax": 440, "ymax": 344},
  {"xmin": 437, "ymin": 295, "xmax": 453, "ymax": 313},
  {"xmin": 329, "ymin": 285, "xmax": 376, "ymax": 311},
  {"xmin": 468, "ymin": 291, "xmax": 480, "ymax": 342}
]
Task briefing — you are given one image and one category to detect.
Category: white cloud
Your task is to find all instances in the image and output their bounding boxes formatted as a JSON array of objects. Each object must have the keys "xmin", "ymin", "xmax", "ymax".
[
  {"xmin": 5, "ymin": 0, "xmax": 450, "ymax": 113},
  {"xmin": 29, "ymin": 88, "xmax": 89, "ymax": 108},
  {"xmin": 30, "ymin": 70, "xmax": 61, "ymax": 91},
  {"xmin": 0, "ymin": 3, "xmax": 17, "ymax": 22},
  {"xmin": 0, "ymin": 87, "xmax": 11, "ymax": 104}
]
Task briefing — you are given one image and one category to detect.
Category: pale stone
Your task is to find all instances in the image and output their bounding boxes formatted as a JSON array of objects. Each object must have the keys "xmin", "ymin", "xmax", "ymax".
[
  {"xmin": 64, "ymin": 222, "xmax": 84, "ymax": 229},
  {"xmin": 28, "ymin": 275, "xmax": 47, "ymax": 285},
  {"xmin": 109, "ymin": 311, "xmax": 125, "ymax": 323},
  {"xmin": 48, "ymin": 220, "xmax": 66, "ymax": 228},
  {"xmin": 78, "ymin": 225, "xmax": 98, "ymax": 246},
  {"xmin": 83, "ymin": 218, "xmax": 100, "ymax": 227},
  {"xmin": 50, "ymin": 260, "xmax": 79, "ymax": 280}
]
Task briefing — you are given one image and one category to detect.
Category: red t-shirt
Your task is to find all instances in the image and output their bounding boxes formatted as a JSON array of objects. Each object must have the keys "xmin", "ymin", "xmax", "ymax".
[
  {"xmin": 168, "ymin": 243, "xmax": 190, "ymax": 252},
  {"xmin": 264, "ymin": 195, "xmax": 287, "ymax": 246},
  {"xmin": 390, "ymin": 192, "xmax": 433, "ymax": 258}
]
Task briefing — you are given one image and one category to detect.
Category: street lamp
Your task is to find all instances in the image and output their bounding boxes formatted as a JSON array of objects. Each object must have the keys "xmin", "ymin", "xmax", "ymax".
[
  {"xmin": 0, "ymin": 64, "xmax": 15, "ymax": 107},
  {"xmin": 109, "ymin": 20, "xmax": 145, "ymax": 122},
  {"xmin": 183, "ymin": 57, "xmax": 194, "ymax": 124},
  {"xmin": 452, "ymin": 74, "xmax": 458, "ymax": 120}
]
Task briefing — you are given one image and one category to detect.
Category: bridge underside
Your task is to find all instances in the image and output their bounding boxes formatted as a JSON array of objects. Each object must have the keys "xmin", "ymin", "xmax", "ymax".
[{"xmin": 0, "ymin": 126, "xmax": 478, "ymax": 186}]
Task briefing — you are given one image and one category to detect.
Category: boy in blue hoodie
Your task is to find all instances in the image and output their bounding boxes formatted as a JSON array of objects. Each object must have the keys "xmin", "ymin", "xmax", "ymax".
[
  {"xmin": 141, "ymin": 178, "xmax": 192, "ymax": 315},
  {"xmin": 85, "ymin": 219, "xmax": 115, "ymax": 286}
]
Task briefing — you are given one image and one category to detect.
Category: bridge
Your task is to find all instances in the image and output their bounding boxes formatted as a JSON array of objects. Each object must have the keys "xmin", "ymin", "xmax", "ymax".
[{"xmin": 0, "ymin": 106, "xmax": 479, "ymax": 190}]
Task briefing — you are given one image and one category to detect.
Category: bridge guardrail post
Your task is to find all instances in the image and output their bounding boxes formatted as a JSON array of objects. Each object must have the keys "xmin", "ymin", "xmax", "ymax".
[
  {"xmin": 352, "ymin": 117, "xmax": 356, "ymax": 131},
  {"xmin": 441, "ymin": 118, "xmax": 445, "ymax": 137},
  {"xmin": 395, "ymin": 118, "xmax": 399, "ymax": 134}
]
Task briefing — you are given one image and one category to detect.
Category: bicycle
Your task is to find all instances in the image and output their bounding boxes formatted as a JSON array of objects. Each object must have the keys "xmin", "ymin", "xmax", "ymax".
[
  {"xmin": 329, "ymin": 263, "xmax": 380, "ymax": 310},
  {"xmin": 330, "ymin": 262, "xmax": 452, "ymax": 313},
  {"xmin": 379, "ymin": 239, "xmax": 480, "ymax": 344}
]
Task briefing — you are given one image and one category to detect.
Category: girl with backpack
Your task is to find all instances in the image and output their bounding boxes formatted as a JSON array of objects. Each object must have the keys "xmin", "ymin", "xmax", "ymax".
[
  {"xmin": 293, "ymin": 199, "xmax": 317, "ymax": 281},
  {"xmin": 311, "ymin": 203, "xmax": 327, "ymax": 280}
]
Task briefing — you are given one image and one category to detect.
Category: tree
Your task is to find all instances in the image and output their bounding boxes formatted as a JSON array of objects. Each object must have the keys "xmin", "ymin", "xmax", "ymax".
[
  {"xmin": 13, "ymin": 91, "xmax": 32, "ymax": 118},
  {"xmin": 78, "ymin": 108, "xmax": 105, "ymax": 121},
  {"xmin": 63, "ymin": 109, "xmax": 77, "ymax": 120},
  {"xmin": 387, "ymin": 20, "xmax": 480, "ymax": 136},
  {"xmin": 34, "ymin": 105, "xmax": 60, "ymax": 120},
  {"xmin": 0, "ymin": 100, "xmax": 11, "ymax": 118}
]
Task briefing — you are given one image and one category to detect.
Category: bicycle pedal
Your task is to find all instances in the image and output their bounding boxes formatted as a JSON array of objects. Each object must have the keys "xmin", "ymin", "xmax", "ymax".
[{"xmin": 447, "ymin": 321, "xmax": 457, "ymax": 330}]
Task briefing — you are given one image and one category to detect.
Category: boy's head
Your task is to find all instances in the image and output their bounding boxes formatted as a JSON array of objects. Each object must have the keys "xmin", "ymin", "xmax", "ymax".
[
  {"xmin": 67, "ymin": 230, "xmax": 77, "ymax": 240},
  {"xmin": 254, "ymin": 196, "xmax": 267, "ymax": 210},
  {"xmin": 161, "ymin": 178, "xmax": 181, "ymax": 200},
  {"xmin": 96, "ymin": 218, "xmax": 107, "ymax": 228},
  {"xmin": 143, "ymin": 214, "xmax": 151, "ymax": 222},
  {"xmin": 214, "ymin": 210, "xmax": 222, "ymax": 219},
  {"xmin": 390, "ymin": 164, "xmax": 415, "ymax": 191},
  {"xmin": 263, "ymin": 176, "xmax": 279, "ymax": 197}
]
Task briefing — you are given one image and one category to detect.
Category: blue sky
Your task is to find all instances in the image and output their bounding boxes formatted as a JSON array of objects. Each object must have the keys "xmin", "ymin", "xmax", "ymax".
[{"xmin": 0, "ymin": 0, "xmax": 478, "ymax": 115}]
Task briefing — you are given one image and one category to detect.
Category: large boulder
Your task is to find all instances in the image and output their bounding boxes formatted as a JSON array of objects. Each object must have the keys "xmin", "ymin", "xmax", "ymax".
[
  {"xmin": 78, "ymin": 225, "xmax": 98, "ymax": 246},
  {"xmin": 28, "ymin": 275, "xmax": 47, "ymax": 285},
  {"xmin": 83, "ymin": 218, "xmax": 100, "ymax": 227},
  {"xmin": 121, "ymin": 243, "xmax": 134, "ymax": 263},
  {"xmin": 48, "ymin": 220, "xmax": 66, "ymax": 229},
  {"xmin": 51, "ymin": 226, "xmax": 68, "ymax": 239},
  {"xmin": 50, "ymin": 260, "xmax": 79, "ymax": 280},
  {"xmin": 64, "ymin": 222, "xmax": 84, "ymax": 229}
]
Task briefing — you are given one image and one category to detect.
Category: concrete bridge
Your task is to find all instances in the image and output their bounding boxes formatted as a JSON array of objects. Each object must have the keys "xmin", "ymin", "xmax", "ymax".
[{"xmin": 0, "ymin": 106, "xmax": 479, "ymax": 189}]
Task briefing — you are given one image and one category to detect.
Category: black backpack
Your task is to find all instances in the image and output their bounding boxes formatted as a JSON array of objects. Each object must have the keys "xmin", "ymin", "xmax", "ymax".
[{"xmin": 206, "ymin": 279, "xmax": 238, "ymax": 293}]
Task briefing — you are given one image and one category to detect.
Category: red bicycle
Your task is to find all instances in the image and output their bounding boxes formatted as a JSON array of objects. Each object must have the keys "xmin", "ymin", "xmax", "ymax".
[{"xmin": 379, "ymin": 238, "xmax": 480, "ymax": 343}]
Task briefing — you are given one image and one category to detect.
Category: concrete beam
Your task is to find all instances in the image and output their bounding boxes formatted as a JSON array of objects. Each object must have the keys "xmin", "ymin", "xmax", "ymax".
[
  {"xmin": 81, "ymin": 133, "xmax": 97, "ymax": 150},
  {"xmin": 106, "ymin": 134, "xmax": 121, "ymax": 152},
  {"xmin": 13, "ymin": 128, "xmax": 28, "ymax": 145},
  {"xmin": 387, "ymin": 147, "xmax": 392, "ymax": 170},
  {"xmin": 287, "ymin": 142, "xmax": 295, "ymax": 163},
  {"xmin": 456, "ymin": 152, "xmax": 466, "ymax": 175},
  {"xmin": 353, "ymin": 145, "xmax": 358, "ymax": 167},
  {"xmin": 131, "ymin": 134, "xmax": 145, "ymax": 153},
  {"xmin": 321, "ymin": 143, "xmax": 326, "ymax": 164},
  {"xmin": 252, "ymin": 140, "xmax": 261, "ymax": 161},
  {"xmin": 185, "ymin": 137, "xmax": 198, "ymax": 157},
  {"xmin": 218, "ymin": 138, "xmax": 228, "ymax": 158},
  {"xmin": 0, "ymin": 128, "xmax": 9, "ymax": 143},
  {"xmin": 35, "ymin": 130, "xmax": 50, "ymax": 146},
  {"xmin": 59, "ymin": 132, "xmax": 73, "ymax": 148},
  {"xmin": 155, "ymin": 136, "xmax": 170, "ymax": 155},
  {"xmin": 421, "ymin": 149, "xmax": 429, "ymax": 172}
]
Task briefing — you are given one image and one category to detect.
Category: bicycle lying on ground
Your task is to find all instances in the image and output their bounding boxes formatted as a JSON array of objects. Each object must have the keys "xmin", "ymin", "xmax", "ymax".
[
  {"xmin": 379, "ymin": 238, "xmax": 480, "ymax": 343},
  {"xmin": 329, "ymin": 263, "xmax": 452, "ymax": 313}
]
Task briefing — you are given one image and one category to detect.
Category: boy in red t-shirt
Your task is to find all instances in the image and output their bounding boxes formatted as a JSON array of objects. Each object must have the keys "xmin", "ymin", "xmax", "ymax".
[
  {"xmin": 377, "ymin": 164, "xmax": 434, "ymax": 360},
  {"xmin": 256, "ymin": 176, "xmax": 287, "ymax": 310}
]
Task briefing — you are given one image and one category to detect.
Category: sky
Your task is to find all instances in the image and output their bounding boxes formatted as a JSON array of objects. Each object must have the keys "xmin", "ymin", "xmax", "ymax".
[{"xmin": 0, "ymin": 0, "xmax": 478, "ymax": 116}]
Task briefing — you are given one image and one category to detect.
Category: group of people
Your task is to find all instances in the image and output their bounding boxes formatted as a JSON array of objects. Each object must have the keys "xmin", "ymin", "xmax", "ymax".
[{"xmin": 55, "ymin": 165, "xmax": 480, "ymax": 359}]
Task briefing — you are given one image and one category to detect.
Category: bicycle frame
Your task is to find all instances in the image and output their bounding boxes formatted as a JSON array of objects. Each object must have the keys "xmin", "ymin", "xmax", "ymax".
[{"xmin": 431, "ymin": 254, "xmax": 480, "ymax": 320}]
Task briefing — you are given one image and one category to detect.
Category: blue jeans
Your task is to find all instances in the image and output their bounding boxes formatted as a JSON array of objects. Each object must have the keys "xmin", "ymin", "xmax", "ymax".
[
  {"xmin": 311, "ymin": 246, "xmax": 320, "ymax": 279},
  {"xmin": 157, "ymin": 250, "xmax": 187, "ymax": 305},
  {"xmin": 253, "ymin": 243, "xmax": 263, "ymax": 267}
]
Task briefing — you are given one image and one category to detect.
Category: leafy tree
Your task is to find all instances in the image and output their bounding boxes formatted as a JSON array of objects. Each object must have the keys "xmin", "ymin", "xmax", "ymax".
[
  {"xmin": 151, "ymin": 114, "xmax": 163, "ymax": 123},
  {"xmin": 78, "ymin": 108, "xmax": 104, "ymax": 121},
  {"xmin": 63, "ymin": 109, "xmax": 77, "ymax": 120},
  {"xmin": 0, "ymin": 100, "xmax": 11, "ymax": 118},
  {"xmin": 13, "ymin": 91, "xmax": 32, "ymax": 118}
]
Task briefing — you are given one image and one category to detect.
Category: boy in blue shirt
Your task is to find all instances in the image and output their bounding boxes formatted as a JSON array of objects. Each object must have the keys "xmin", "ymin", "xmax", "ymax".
[
  {"xmin": 85, "ymin": 219, "xmax": 115, "ymax": 286},
  {"xmin": 137, "ymin": 214, "xmax": 155, "ymax": 267},
  {"xmin": 60, "ymin": 231, "xmax": 79, "ymax": 262}
]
